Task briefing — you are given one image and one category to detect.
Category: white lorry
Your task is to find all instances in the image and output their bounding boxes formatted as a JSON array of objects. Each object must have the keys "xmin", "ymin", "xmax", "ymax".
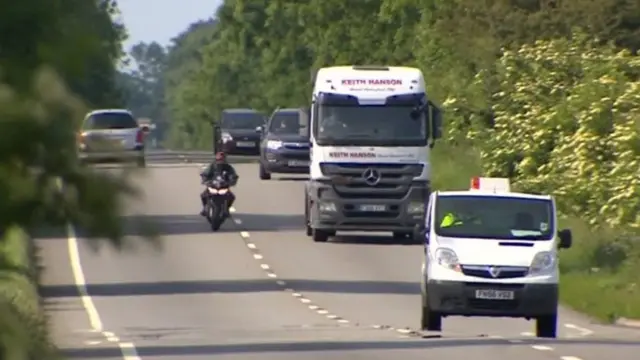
[
  {"xmin": 304, "ymin": 65, "xmax": 442, "ymax": 243},
  {"xmin": 420, "ymin": 177, "xmax": 573, "ymax": 338}
]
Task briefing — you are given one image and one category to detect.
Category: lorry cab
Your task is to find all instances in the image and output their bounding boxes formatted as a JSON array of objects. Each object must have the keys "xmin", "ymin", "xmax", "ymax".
[
  {"xmin": 305, "ymin": 65, "xmax": 442, "ymax": 243},
  {"xmin": 420, "ymin": 177, "xmax": 572, "ymax": 338}
]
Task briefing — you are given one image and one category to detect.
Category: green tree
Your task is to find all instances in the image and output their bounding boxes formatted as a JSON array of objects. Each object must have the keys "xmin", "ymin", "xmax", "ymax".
[{"xmin": 0, "ymin": 1, "xmax": 149, "ymax": 357}]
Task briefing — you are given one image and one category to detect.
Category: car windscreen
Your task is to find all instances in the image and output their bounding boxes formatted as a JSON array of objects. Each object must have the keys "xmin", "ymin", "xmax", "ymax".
[
  {"xmin": 83, "ymin": 112, "xmax": 138, "ymax": 130},
  {"xmin": 434, "ymin": 195, "xmax": 554, "ymax": 240},
  {"xmin": 221, "ymin": 112, "xmax": 265, "ymax": 129},
  {"xmin": 268, "ymin": 112, "xmax": 309, "ymax": 136}
]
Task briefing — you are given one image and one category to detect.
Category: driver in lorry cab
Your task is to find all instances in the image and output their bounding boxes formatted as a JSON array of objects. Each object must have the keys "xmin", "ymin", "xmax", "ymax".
[{"xmin": 199, "ymin": 152, "xmax": 239, "ymax": 217}]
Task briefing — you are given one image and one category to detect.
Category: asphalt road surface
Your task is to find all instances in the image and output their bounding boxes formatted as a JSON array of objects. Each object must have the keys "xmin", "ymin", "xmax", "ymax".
[{"xmin": 39, "ymin": 163, "xmax": 640, "ymax": 360}]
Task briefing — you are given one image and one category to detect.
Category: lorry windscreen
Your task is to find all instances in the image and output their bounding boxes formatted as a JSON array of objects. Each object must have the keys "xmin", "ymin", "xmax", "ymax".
[
  {"xmin": 434, "ymin": 195, "xmax": 555, "ymax": 240},
  {"xmin": 315, "ymin": 104, "xmax": 427, "ymax": 146}
]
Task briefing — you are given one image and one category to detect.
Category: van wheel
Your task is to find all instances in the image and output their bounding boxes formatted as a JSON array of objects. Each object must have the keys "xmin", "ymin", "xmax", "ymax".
[
  {"xmin": 312, "ymin": 229, "xmax": 329, "ymax": 243},
  {"xmin": 535, "ymin": 313, "xmax": 557, "ymax": 338},
  {"xmin": 421, "ymin": 304, "xmax": 442, "ymax": 331},
  {"xmin": 259, "ymin": 163, "xmax": 271, "ymax": 180}
]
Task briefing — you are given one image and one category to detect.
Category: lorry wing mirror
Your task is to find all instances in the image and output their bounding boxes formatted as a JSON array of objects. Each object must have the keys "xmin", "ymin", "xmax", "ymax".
[
  {"xmin": 428, "ymin": 100, "xmax": 443, "ymax": 139},
  {"xmin": 558, "ymin": 229, "xmax": 572, "ymax": 249}
]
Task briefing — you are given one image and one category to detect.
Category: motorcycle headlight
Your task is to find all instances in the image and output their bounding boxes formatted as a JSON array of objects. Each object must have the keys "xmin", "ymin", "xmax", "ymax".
[
  {"xmin": 529, "ymin": 251, "xmax": 556, "ymax": 275},
  {"xmin": 266, "ymin": 140, "xmax": 283, "ymax": 150},
  {"xmin": 434, "ymin": 248, "xmax": 461, "ymax": 272}
]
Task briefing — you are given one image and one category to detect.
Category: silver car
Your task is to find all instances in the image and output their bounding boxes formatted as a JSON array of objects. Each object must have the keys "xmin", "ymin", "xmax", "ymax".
[{"xmin": 77, "ymin": 109, "xmax": 147, "ymax": 167}]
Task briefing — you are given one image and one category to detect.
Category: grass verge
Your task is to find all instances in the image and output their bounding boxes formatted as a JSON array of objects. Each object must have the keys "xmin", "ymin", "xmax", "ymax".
[
  {"xmin": 0, "ymin": 226, "xmax": 56, "ymax": 359},
  {"xmin": 432, "ymin": 143, "xmax": 640, "ymax": 322}
]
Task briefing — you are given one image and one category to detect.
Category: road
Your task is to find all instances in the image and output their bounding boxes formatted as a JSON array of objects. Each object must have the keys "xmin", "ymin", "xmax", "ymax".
[{"xmin": 39, "ymin": 163, "xmax": 640, "ymax": 359}]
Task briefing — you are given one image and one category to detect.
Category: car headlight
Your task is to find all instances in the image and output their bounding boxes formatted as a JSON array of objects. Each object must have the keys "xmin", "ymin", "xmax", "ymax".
[
  {"xmin": 407, "ymin": 202, "xmax": 424, "ymax": 214},
  {"xmin": 266, "ymin": 140, "xmax": 283, "ymax": 150},
  {"xmin": 434, "ymin": 248, "xmax": 461, "ymax": 272},
  {"xmin": 529, "ymin": 251, "xmax": 556, "ymax": 275},
  {"xmin": 221, "ymin": 132, "xmax": 232, "ymax": 142},
  {"xmin": 207, "ymin": 187, "xmax": 218, "ymax": 194}
]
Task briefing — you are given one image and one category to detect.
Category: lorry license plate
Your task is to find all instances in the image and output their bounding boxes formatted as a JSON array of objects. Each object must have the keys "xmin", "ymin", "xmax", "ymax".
[
  {"xmin": 358, "ymin": 204, "xmax": 386, "ymax": 212},
  {"xmin": 287, "ymin": 160, "xmax": 309, "ymax": 167},
  {"xmin": 475, "ymin": 289, "xmax": 515, "ymax": 300},
  {"xmin": 236, "ymin": 141, "xmax": 255, "ymax": 147}
]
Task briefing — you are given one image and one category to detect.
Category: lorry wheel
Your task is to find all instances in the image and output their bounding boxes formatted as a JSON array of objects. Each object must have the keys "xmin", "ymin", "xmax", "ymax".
[
  {"xmin": 312, "ymin": 229, "xmax": 330, "ymax": 242},
  {"xmin": 304, "ymin": 201, "xmax": 312, "ymax": 236},
  {"xmin": 421, "ymin": 304, "xmax": 442, "ymax": 331},
  {"xmin": 259, "ymin": 163, "xmax": 271, "ymax": 180},
  {"xmin": 535, "ymin": 313, "xmax": 557, "ymax": 338}
]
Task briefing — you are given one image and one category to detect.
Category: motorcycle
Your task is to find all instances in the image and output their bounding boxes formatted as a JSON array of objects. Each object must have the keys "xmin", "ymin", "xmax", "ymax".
[{"xmin": 203, "ymin": 175, "xmax": 230, "ymax": 231}]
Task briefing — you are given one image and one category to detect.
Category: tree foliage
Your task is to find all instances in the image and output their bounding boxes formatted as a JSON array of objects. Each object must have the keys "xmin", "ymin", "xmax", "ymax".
[{"xmin": 162, "ymin": 0, "xmax": 639, "ymax": 229}]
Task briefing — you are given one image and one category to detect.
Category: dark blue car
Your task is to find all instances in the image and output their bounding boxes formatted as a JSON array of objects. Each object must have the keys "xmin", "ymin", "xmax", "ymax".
[{"xmin": 258, "ymin": 108, "xmax": 310, "ymax": 180}]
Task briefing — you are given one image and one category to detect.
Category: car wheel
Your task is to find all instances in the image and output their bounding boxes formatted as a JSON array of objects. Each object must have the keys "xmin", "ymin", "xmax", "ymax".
[
  {"xmin": 259, "ymin": 163, "xmax": 271, "ymax": 180},
  {"xmin": 136, "ymin": 156, "xmax": 146, "ymax": 168},
  {"xmin": 312, "ymin": 229, "xmax": 330, "ymax": 243}
]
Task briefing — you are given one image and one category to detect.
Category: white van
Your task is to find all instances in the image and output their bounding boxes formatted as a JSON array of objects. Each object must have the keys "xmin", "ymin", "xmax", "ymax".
[{"xmin": 420, "ymin": 177, "xmax": 572, "ymax": 338}]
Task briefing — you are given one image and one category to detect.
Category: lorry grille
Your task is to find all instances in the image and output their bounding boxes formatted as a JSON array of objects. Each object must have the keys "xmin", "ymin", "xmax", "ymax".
[{"xmin": 319, "ymin": 162, "xmax": 424, "ymax": 199}]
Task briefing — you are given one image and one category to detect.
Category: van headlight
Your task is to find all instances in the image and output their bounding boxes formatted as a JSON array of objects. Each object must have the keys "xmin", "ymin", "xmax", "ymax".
[
  {"xmin": 529, "ymin": 251, "xmax": 555, "ymax": 275},
  {"xmin": 434, "ymin": 248, "xmax": 461, "ymax": 272},
  {"xmin": 221, "ymin": 132, "xmax": 233, "ymax": 142}
]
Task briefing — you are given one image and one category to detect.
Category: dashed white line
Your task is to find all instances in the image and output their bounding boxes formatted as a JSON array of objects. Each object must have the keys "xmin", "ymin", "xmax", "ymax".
[
  {"xmin": 532, "ymin": 345, "xmax": 554, "ymax": 351},
  {"xmin": 560, "ymin": 357, "xmax": 583, "ymax": 360}
]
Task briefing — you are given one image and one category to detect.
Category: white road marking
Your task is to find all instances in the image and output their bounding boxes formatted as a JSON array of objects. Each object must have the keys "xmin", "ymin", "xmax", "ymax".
[
  {"xmin": 564, "ymin": 323, "xmax": 593, "ymax": 336},
  {"xmin": 61, "ymin": 176, "xmax": 141, "ymax": 360},
  {"xmin": 560, "ymin": 357, "xmax": 583, "ymax": 360},
  {"xmin": 520, "ymin": 332, "xmax": 534, "ymax": 336},
  {"xmin": 531, "ymin": 345, "xmax": 553, "ymax": 351},
  {"xmin": 65, "ymin": 223, "xmax": 141, "ymax": 359}
]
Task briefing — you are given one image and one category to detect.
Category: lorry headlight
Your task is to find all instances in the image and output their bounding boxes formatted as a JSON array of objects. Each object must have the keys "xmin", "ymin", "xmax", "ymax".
[
  {"xmin": 319, "ymin": 202, "xmax": 337, "ymax": 212},
  {"xmin": 407, "ymin": 202, "xmax": 424, "ymax": 214},
  {"xmin": 266, "ymin": 140, "xmax": 283, "ymax": 150},
  {"xmin": 529, "ymin": 251, "xmax": 556, "ymax": 275},
  {"xmin": 221, "ymin": 132, "xmax": 233, "ymax": 142},
  {"xmin": 434, "ymin": 248, "xmax": 461, "ymax": 272}
]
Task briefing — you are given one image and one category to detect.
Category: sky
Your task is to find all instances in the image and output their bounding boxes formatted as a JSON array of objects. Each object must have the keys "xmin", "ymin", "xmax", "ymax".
[{"xmin": 118, "ymin": 0, "xmax": 223, "ymax": 52}]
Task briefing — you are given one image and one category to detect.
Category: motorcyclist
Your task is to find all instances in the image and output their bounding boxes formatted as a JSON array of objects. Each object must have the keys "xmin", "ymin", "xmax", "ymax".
[{"xmin": 200, "ymin": 152, "xmax": 238, "ymax": 217}]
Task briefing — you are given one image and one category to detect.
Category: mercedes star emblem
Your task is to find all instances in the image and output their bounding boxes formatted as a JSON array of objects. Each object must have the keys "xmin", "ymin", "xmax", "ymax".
[
  {"xmin": 362, "ymin": 168, "xmax": 381, "ymax": 186},
  {"xmin": 488, "ymin": 266, "xmax": 501, "ymax": 278}
]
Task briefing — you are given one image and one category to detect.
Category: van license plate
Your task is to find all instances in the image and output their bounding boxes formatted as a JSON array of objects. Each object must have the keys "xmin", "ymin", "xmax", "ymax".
[
  {"xmin": 358, "ymin": 204, "xmax": 386, "ymax": 212},
  {"xmin": 475, "ymin": 289, "xmax": 514, "ymax": 300}
]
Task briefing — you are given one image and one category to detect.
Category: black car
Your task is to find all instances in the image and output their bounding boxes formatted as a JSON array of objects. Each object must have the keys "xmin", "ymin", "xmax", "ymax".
[
  {"xmin": 258, "ymin": 108, "xmax": 310, "ymax": 180},
  {"xmin": 219, "ymin": 108, "xmax": 266, "ymax": 155}
]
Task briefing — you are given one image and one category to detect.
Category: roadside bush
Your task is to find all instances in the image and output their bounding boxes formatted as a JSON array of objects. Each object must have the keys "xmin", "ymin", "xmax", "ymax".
[
  {"xmin": 0, "ymin": 226, "xmax": 55, "ymax": 360},
  {"xmin": 444, "ymin": 33, "xmax": 640, "ymax": 230}
]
